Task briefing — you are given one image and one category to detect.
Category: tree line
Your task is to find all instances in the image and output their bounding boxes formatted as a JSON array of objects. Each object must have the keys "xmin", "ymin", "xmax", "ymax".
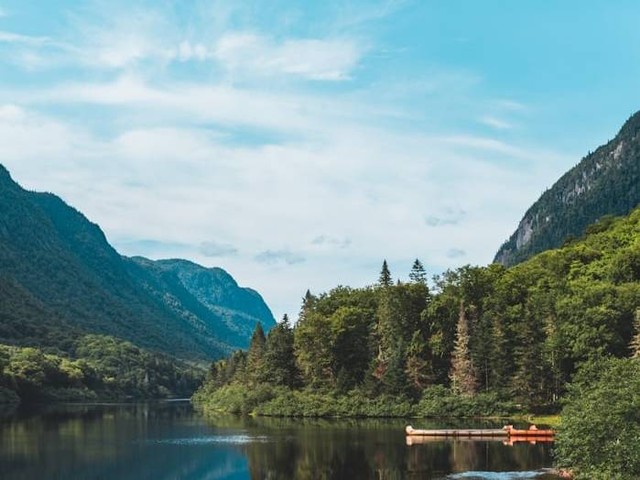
[
  {"xmin": 197, "ymin": 208, "xmax": 640, "ymax": 417},
  {"xmin": 0, "ymin": 334, "xmax": 203, "ymax": 405}
]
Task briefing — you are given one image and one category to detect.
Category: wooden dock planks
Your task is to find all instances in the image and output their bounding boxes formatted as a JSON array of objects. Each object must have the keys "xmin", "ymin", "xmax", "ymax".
[
  {"xmin": 405, "ymin": 425, "xmax": 554, "ymax": 438},
  {"xmin": 405, "ymin": 426, "xmax": 507, "ymax": 437}
]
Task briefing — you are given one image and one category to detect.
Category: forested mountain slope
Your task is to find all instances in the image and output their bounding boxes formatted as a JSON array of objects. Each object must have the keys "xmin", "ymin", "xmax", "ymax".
[
  {"xmin": 495, "ymin": 110, "xmax": 640, "ymax": 266},
  {"xmin": 127, "ymin": 257, "xmax": 275, "ymax": 351},
  {"xmin": 0, "ymin": 164, "xmax": 274, "ymax": 362}
]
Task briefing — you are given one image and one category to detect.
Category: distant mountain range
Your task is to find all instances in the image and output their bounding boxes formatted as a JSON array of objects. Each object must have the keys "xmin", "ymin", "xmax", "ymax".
[
  {"xmin": 0, "ymin": 164, "xmax": 274, "ymax": 361},
  {"xmin": 495, "ymin": 111, "xmax": 640, "ymax": 266}
]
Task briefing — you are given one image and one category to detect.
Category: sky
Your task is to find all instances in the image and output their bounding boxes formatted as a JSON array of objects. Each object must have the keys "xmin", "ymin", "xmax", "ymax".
[{"xmin": 2, "ymin": 0, "xmax": 640, "ymax": 320}]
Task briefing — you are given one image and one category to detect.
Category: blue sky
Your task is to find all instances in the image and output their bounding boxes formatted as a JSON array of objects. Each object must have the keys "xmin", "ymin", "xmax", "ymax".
[{"xmin": 1, "ymin": 0, "xmax": 640, "ymax": 319}]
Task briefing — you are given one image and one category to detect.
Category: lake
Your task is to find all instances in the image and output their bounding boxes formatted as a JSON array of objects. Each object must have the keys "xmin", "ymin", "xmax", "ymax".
[{"xmin": 0, "ymin": 401, "xmax": 561, "ymax": 480}]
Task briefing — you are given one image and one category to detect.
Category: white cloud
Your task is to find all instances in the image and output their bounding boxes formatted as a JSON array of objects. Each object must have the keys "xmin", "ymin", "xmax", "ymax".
[
  {"xmin": 0, "ymin": 104, "xmax": 87, "ymax": 166},
  {"xmin": 0, "ymin": 30, "xmax": 52, "ymax": 46},
  {"xmin": 0, "ymin": 98, "xmax": 574, "ymax": 318},
  {"xmin": 479, "ymin": 115, "xmax": 513, "ymax": 130},
  {"xmin": 3, "ymin": 3, "xmax": 363, "ymax": 81},
  {"xmin": 177, "ymin": 41, "xmax": 209, "ymax": 62},
  {"xmin": 214, "ymin": 33, "xmax": 364, "ymax": 80},
  {"xmin": 447, "ymin": 248, "xmax": 466, "ymax": 259},
  {"xmin": 0, "ymin": 2, "xmax": 579, "ymax": 319},
  {"xmin": 255, "ymin": 249, "xmax": 305, "ymax": 265},
  {"xmin": 425, "ymin": 207, "xmax": 466, "ymax": 227},
  {"xmin": 200, "ymin": 241, "xmax": 239, "ymax": 258},
  {"xmin": 311, "ymin": 235, "xmax": 352, "ymax": 249},
  {"xmin": 68, "ymin": 9, "xmax": 174, "ymax": 69}
]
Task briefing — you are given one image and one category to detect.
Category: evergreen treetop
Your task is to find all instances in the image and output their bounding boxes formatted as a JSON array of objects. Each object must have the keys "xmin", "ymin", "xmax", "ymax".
[
  {"xmin": 409, "ymin": 259, "xmax": 427, "ymax": 284},
  {"xmin": 379, "ymin": 260, "xmax": 392, "ymax": 287}
]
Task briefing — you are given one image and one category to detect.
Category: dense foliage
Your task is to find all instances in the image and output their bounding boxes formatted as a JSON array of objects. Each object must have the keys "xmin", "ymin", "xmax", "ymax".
[
  {"xmin": 0, "ymin": 334, "xmax": 203, "ymax": 405},
  {"xmin": 197, "ymin": 208, "xmax": 640, "ymax": 420},
  {"xmin": 555, "ymin": 357, "xmax": 640, "ymax": 479},
  {"xmin": 496, "ymin": 110, "xmax": 640, "ymax": 266}
]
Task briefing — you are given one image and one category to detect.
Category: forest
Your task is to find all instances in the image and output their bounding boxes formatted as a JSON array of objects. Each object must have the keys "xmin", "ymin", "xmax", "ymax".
[
  {"xmin": 195, "ymin": 208, "xmax": 640, "ymax": 479},
  {"xmin": 0, "ymin": 334, "xmax": 203, "ymax": 405}
]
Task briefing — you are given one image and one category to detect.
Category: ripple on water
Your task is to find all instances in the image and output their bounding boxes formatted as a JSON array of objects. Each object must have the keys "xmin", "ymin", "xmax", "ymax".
[
  {"xmin": 446, "ymin": 470, "xmax": 553, "ymax": 480},
  {"xmin": 150, "ymin": 435, "xmax": 269, "ymax": 445}
]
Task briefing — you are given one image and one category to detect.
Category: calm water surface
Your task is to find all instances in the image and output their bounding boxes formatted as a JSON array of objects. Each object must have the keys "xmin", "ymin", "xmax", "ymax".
[{"xmin": 0, "ymin": 401, "xmax": 561, "ymax": 480}]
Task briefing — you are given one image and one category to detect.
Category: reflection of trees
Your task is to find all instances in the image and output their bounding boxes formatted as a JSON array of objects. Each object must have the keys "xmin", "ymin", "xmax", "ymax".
[
  {"xmin": 241, "ymin": 419, "xmax": 454, "ymax": 479},
  {"xmin": 0, "ymin": 408, "xmax": 556, "ymax": 480},
  {"xmin": 447, "ymin": 439, "xmax": 554, "ymax": 474},
  {"xmin": 239, "ymin": 419, "xmax": 557, "ymax": 479},
  {"xmin": 406, "ymin": 441, "xmax": 452, "ymax": 478},
  {"xmin": 238, "ymin": 418, "xmax": 556, "ymax": 479}
]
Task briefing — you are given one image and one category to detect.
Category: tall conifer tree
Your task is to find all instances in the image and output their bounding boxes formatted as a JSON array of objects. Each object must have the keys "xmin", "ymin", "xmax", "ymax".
[
  {"xmin": 246, "ymin": 323, "xmax": 266, "ymax": 384},
  {"xmin": 449, "ymin": 301, "xmax": 477, "ymax": 395},
  {"xmin": 379, "ymin": 260, "xmax": 392, "ymax": 287},
  {"xmin": 409, "ymin": 259, "xmax": 427, "ymax": 284},
  {"xmin": 261, "ymin": 314, "xmax": 299, "ymax": 387}
]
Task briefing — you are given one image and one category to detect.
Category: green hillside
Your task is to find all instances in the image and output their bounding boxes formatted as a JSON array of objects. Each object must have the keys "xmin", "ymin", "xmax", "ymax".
[
  {"xmin": 0, "ymin": 164, "xmax": 274, "ymax": 362},
  {"xmin": 127, "ymin": 257, "xmax": 274, "ymax": 350}
]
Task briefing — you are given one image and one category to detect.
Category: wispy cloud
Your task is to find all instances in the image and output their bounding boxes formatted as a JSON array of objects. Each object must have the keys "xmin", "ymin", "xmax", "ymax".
[
  {"xmin": 200, "ymin": 241, "xmax": 238, "ymax": 258},
  {"xmin": 2, "ymin": 2, "xmax": 364, "ymax": 81},
  {"xmin": 0, "ymin": 30, "xmax": 53, "ymax": 46},
  {"xmin": 479, "ymin": 115, "xmax": 513, "ymax": 130},
  {"xmin": 255, "ymin": 249, "xmax": 305, "ymax": 265},
  {"xmin": 447, "ymin": 248, "xmax": 466, "ymax": 259},
  {"xmin": 213, "ymin": 33, "xmax": 364, "ymax": 80},
  {"xmin": 425, "ymin": 207, "xmax": 466, "ymax": 227},
  {"xmin": 311, "ymin": 235, "xmax": 352, "ymax": 249},
  {"xmin": 65, "ymin": 7, "xmax": 176, "ymax": 69}
]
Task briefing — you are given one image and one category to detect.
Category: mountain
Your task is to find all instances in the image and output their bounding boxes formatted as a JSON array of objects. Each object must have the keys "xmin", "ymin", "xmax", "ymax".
[
  {"xmin": 0, "ymin": 164, "xmax": 274, "ymax": 361},
  {"xmin": 495, "ymin": 110, "xmax": 640, "ymax": 266},
  {"xmin": 126, "ymin": 257, "xmax": 275, "ymax": 350}
]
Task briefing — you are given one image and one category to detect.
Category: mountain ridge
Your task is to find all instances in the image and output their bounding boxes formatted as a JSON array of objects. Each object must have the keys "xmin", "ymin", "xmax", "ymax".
[
  {"xmin": 0, "ymin": 164, "xmax": 275, "ymax": 361},
  {"xmin": 495, "ymin": 110, "xmax": 640, "ymax": 266}
]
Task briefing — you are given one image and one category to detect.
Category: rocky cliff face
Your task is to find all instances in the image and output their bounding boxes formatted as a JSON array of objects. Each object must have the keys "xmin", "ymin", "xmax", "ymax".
[{"xmin": 495, "ymin": 111, "xmax": 640, "ymax": 266}]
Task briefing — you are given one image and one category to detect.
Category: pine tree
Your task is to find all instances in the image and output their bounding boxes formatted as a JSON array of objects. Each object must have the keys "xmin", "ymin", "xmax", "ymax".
[
  {"xmin": 261, "ymin": 314, "xmax": 300, "ymax": 387},
  {"xmin": 379, "ymin": 260, "xmax": 392, "ymax": 287},
  {"xmin": 449, "ymin": 301, "xmax": 477, "ymax": 395},
  {"xmin": 409, "ymin": 259, "xmax": 427, "ymax": 284},
  {"xmin": 511, "ymin": 294, "xmax": 552, "ymax": 408},
  {"xmin": 382, "ymin": 339, "xmax": 410, "ymax": 396},
  {"xmin": 246, "ymin": 323, "xmax": 266, "ymax": 384},
  {"xmin": 405, "ymin": 330, "xmax": 433, "ymax": 391}
]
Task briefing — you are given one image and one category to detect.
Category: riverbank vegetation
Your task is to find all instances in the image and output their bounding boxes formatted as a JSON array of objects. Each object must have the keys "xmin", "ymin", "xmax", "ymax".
[
  {"xmin": 0, "ymin": 334, "xmax": 203, "ymax": 405},
  {"xmin": 555, "ymin": 357, "xmax": 640, "ymax": 479},
  {"xmin": 195, "ymin": 210, "xmax": 640, "ymax": 433}
]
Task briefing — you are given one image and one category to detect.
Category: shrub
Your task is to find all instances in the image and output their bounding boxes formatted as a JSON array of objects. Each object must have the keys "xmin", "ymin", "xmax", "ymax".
[
  {"xmin": 417, "ymin": 385, "xmax": 517, "ymax": 417},
  {"xmin": 555, "ymin": 358, "xmax": 640, "ymax": 479}
]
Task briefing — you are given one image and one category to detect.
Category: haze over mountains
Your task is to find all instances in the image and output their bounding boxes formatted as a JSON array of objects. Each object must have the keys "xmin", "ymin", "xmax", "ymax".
[
  {"xmin": 0, "ymin": 164, "xmax": 274, "ymax": 362},
  {"xmin": 495, "ymin": 111, "xmax": 640, "ymax": 266}
]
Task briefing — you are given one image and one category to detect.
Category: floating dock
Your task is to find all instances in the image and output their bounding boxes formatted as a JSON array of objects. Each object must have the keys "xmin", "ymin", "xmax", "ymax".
[
  {"xmin": 406, "ymin": 435, "xmax": 555, "ymax": 446},
  {"xmin": 405, "ymin": 425, "xmax": 555, "ymax": 439},
  {"xmin": 405, "ymin": 426, "xmax": 507, "ymax": 437}
]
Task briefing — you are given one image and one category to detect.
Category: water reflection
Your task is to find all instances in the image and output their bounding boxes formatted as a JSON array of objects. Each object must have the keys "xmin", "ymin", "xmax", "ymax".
[
  {"xmin": 0, "ymin": 402, "xmax": 250, "ymax": 480},
  {"xmin": 0, "ymin": 403, "xmax": 560, "ymax": 480},
  {"xmin": 208, "ymin": 417, "xmax": 558, "ymax": 480}
]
